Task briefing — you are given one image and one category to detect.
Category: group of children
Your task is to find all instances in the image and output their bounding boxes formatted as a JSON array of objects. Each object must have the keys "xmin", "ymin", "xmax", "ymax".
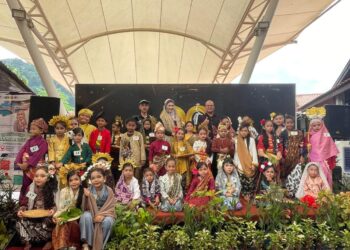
[{"xmin": 13, "ymin": 106, "xmax": 339, "ymax": 249}]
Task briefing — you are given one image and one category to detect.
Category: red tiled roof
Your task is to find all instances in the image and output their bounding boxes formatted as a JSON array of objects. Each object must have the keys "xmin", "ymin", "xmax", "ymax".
[{"xmin": 296, "ymin": 93, "xmax": 322, "ymax": 111}]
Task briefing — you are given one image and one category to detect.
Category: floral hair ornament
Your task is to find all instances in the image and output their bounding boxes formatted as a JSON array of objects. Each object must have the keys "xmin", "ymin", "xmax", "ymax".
[
  {"xmin": 259, "ymin": 161, "xmax": 273, "ymax": 173},
  {"xmin": 270, "ymin": 112, "xmax": 277, "ymax": 121},
  {"xmin": 58, "ymin": 163, "xmax": 86, "ymax": 186},
  {"xmin": 114, "ymin": 115, "xmax": 123, "ymax": 126},
  {"xmin": 48, "ymin": 115, "xmax": 70, "ymax": 128},
  {"xmin": 81, "ymin": 165, "xmax": 94, "ymax": 181},
  {"xmin": 47, "ymin": 163, "xmax": 56, "ymax": 178},
  {"xmin": 92, "ymin": 152, "xmax": 113, "ymax": 170},
  {"xmin": 305, "ymin": 107, "xmax": 326, "ymax": 120},
  {"xmin": 260, "ymin": 119, "xmax": 266, "ymax": 127},
  {"xmin": 118, "ymin": 158, "xmax": 138, "ymax": 171},
  {"xmin": 78, "ymin": 108, "xmax": 93, "ymax": 117}
]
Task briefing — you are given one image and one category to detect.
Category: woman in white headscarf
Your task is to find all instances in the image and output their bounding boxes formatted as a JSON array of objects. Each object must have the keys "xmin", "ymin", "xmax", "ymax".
[{"xmin": 160, "ymin": 99, "xmax": 182, "ymax": 142}]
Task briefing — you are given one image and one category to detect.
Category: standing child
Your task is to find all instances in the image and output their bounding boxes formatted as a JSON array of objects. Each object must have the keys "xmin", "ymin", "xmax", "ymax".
[
  {"xmin": 140, "ymin": 118, "xmax": 156, "ymax": 166},
  {"xmin": 238, "ymin": 116, "xmax": 259, "ymax": 140},
  {"xmin": 15, "ymin": 118, "xmax": 48, "ymax": 202},
  {"xmin": 149, "ymin": 122, "xmax": 171, "ymax": 176},
  {"xmin": 16, "ymin": 165, "xmax": 58, "ymax": 250},
  {"xmin": 185, "ymin": 162, "xmax": 215, "ymax": 207},
  {"xmin": 212, "ymin": 124, "xmax": 234, "ymax": 175},
  {"xmin": 52, "ymin": 170, "xmax": 83, "ymax": 250},
  {"xmin": 257, "ymin": 119, "xmax": 283, "ymax": 183},
  {"xmin": 305, "ymin": 107, "xmax": 339, "ymax": 187},
  {"xmin": 111, "ymin": 118, "xmax": 122, "ymax": 182},
  {"xmin": 60, "ymin": 127, "xmax": 93, "ymax": 168},
  {"xmin": 272, "ymin": 113, "xmax": 285, "ymax": 138},
  {"xmin": 80, "ymin": 168, "xmax": 117, "ymax": 250},
  {"xmin": 48, "ymin": 115, "xmax": 70, "ymax": 170},
  {"xmin": 89, "ymin": 115, "xmax": 111, "ymax": 153},
  {"xmin": 215, "ymin": 157, "xmax": 242, "ymax": 210},
  {"xmin": 220, "ymin": 116, "xmax": 235, "ymax": 139},
  {"xmin": 184, "ymin": 121, "xmax": 197, "ymax": 146},
  {"xmin": 296, "ymin": 162, "xmax": 330, "ymax": 207},
  {"xmin": 78, "ymin": 108, "xmax": 96, "ymax": 142},
  {"xmin": 115, "ymin": 160, "xmax": 141, "ymax": 207},
  {"xmin": 171, "ymin": 128, "xmax": 193, "ymax": 189},
  {"xmin": 119, "ymin": 118, "xmax": 146, "ymax": 182},
  {"xmin": 234, "ymin": 122, "xmax": 258, "ymax": 200},
  {"xmin": 141, "ymin": 168, "xmax": 161, "ymax": 208},
  {"xmin": 192, "ymin": 127, "xmax": 212, "ymax": 167},
  {"xmin": 159, "ymin": 157, "xmax": 183, "ymax": 212}
]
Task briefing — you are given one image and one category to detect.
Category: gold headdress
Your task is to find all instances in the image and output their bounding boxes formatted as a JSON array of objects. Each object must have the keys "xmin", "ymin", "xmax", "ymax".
[
  {"xmin": 305, "ymin": 107, "xmax": 326, "ymax": 120},
  {"xmin": 78, "ymin": 108, "xmax": 93, "ymax": 117},
  {"xmin": 49, "ymin": 115, "xmax": 70, "ymax": 127},
  {"xmin": 58, "ymin": 163, "xmax": 86, "ymax": 186},
  {"xmin": 92, "ymin": 152, "xmax": 113, "ymax": 164},
  {"xmin": 270, "ymin": 112, "xmax": 277, "ymax": 120},
  {"xmin": 118, "ymin": 158, "xmax": 139, "ymax": 171}
]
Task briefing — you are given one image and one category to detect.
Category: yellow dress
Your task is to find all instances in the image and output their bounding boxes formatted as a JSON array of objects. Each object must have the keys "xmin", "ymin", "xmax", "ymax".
[
  {"xmin": 79, "ymin": 123, "xmax": 96, "ymax": 141},
  {"xmin": 171, "ymin": 140, "xmax": 193, "ymax": 175},
  {"xmin": 48, "ymin": 135, "xmax": 70, "ymax": 163},
  {"xmin": 184, "ymin": 133, "xmax": 197, "ymax": 146}
]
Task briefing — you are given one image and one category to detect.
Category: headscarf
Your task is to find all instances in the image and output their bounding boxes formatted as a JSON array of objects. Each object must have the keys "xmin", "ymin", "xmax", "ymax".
[
  {"xmin": 215, "ymin": 163, "xmax": 241, "ymax": 196},
  {"xmin": 160, "ymin": 99, "xmax": 182, "ymax": 133},
  {"xmin": 295, "ymin": 162, "xmax": 330, "ymax": 199},
  {"xmin": 31, "ymin": 118, "xmax": 48, "ymax": 133},
  {"xmin": 115, "ymin": 174, "xmax": 133, "ymax": 204}
]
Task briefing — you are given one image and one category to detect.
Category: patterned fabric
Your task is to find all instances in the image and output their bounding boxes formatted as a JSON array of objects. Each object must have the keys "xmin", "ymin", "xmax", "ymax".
[
  {"xmin": 17, "ymin": 217, "xmax": 54, "ymax": 243},
  {"xmin": 90, "ymin": 185, "xmax": 108, "ymax": 209},
  {"xmin": 285, "ymin": 164, "xmax": 303, "ymax": 197},
  {"xmin": 141, "ymin": 176, "xmax": 160, "ymax": 204},
  {"xmin": 238, "ymin": 171, "xmax": 257, "ymax": 196}
]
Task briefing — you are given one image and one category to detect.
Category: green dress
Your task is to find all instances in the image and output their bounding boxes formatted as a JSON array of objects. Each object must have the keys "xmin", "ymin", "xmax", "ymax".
[{"xmin": 61, "ymin": 143, "xmax": 92, "ymax": 165}]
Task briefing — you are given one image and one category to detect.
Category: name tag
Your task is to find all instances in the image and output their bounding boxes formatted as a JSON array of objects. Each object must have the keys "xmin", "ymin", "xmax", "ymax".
[
  {"xmin": 149, "ymin": 133, "xmax": 155, "ymax": 137},
  {"xmin": 324, "ymin": 133, "xmax": 331, "ymax": 137},
  {"xmin": 133, "ymin": 136, "xmax": 139, "ymax": 141},
  {"xmin": 97, "ymin": 135, "xmax": 102, "ymax": 140},
  {"xmin": 291, "ymin": 131, "xmax": 298, "ymax": 136},
  {"xmin": 30, "ymin": 145, "xmax": 39, "ymax": 153},
  {"xmin": 73, "ymin": 150, "xmax": 81, "ymax": 156},
  {"xmin": 162, "ymin": 145, "xmax": 168, "ymax": 151},
  {"xmin": 26, "ymin": 191, "xmax": 37, "ymax": 200},
  {"xmin": 180, "ymin": 146, "xmax": 186, "ymax": 152}
]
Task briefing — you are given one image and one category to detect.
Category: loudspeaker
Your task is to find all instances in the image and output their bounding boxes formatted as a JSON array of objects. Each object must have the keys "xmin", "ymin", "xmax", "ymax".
[
  {"xmin": 324, "ymin": 105, "xmax": 350, "ymax": 140},
  {"xmin": 29, "ymin": 96, "xmax": 60, "ymax": 134}
]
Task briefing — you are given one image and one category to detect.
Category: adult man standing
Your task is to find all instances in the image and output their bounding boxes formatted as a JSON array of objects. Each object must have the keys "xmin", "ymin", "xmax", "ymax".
[
  {"xmin": 197, "ymin": 100, "xmax": 220, "ymax": 139},
  {"xmin": 134, "ymin": 99, "xmax": 157, "ymax": 131}
]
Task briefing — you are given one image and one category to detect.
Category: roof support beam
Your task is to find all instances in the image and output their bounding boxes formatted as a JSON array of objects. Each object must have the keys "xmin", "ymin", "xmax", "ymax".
[
  {"xmin": 6, "ymin": 0, "xmax": 66, "ymax": 114},
  {"xmin": 239, "ymin": 0, "xmax": 279, "ymax": 83}
]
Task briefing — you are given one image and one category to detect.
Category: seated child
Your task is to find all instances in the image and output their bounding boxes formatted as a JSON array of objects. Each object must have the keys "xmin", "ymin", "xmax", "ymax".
[
  {"xmin": 52, "ymin": 170, "xmax": 83, "ymax": 250},
  {"xmin": 259, "ymin": 165, "xmax": 276, "ymax": 193},
  {"xmin": 215, "ymin": 157, "xmax": 242, "ymax": 210},
  {"xmin": 115, "ymin": 160, "xmax": 141, "ymax": 207},
  {"xmin": 141, "ymin": 168, "xmax": 161, "ymax": 208},
  {"xmin": 92, "ymin": 152, "xmax": 115, "ymax": 190},
  {"xmin": 296, "ymin": 162, "xmax": 330, "ymax": 207},
  {"xmin": 185, "ymin": 162, "xmax": 215, "ymax": 207},
  {"xmin": 16, "ymin": 165, "xmax": 58, "ymax": 250},
  {"xmin": 80, "ymin": 168, "xmax": 117, "ymax": 250},
  {"xmin": 159, "ymin": 157, "xmax": 183, "ymax": 212}
]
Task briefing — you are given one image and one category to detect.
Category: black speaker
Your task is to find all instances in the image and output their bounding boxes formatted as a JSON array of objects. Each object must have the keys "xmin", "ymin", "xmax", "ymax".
[
  {"xmin": 324, "ymin": 105, "xmax": 350, "ymax": 140},
  {"xmin": 29, "ymin": 96, "xmax": 60, "ymax": 134}
]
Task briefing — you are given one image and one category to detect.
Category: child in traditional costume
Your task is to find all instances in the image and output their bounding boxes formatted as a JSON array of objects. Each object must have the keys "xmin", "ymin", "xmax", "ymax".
[
  {"xmin": 160, "ymin": 99, "xmax": 183, "ymax": 142},
  {"xmin": 296, "ymin": 162, "xmax": 330, "ymax": 208},
  {"xmin": 92, "ymin": 152, "xmax": 115, "ymax": 189},
  {"xmin": 48, "ymin": 115, "xmax": 70, "ymax": 170},
  {"xmin": 212, "ymin": 124, "xmax": 234, "ymax": 174},
  {"xmin": 141, "ymin": 168, "xmax": 161, "ymax": 208},
  {"xmin": 305, "ymin": 107, "xmax": 339, "ymax": 187},
  {"xmin": 141, "ymin": 118, "xmax": 156, "ymax": 150},
  {"xmin": 259, "ymin": 165, "xmax": 276, "ymax": 193},
  {"xmin": 80, "ymin": 168, "xmax": 117, "ymax": 250},
  {"xmin": 215, "ymin": 157, "xmax": 242, "ymax": 210},
  {"xmin": 15, "ymin": 118, "xmax": 48, "ymax": 202},
  {"xmin": 111, "ymin": 118, "xmax": 122, "ymax": 182},
  {"xmin": 119, "ymin": 118, "xmax": 146, "ymax": 181},
  {"xmin": 160, "ymin": 157, "xmax": 183, "ymax": 212},
  {"xmin": 220, "ymin": 116, "xmax": 235, "ymax": 140},
  {"xmin": 272, "ymin": 113, "xmax": 285, "ymax": 138},
  {"xmin": 239, "ymin": 116, "xmax": 259, "ymax": 140},
  {"xmin": 149, "ymin": 122, "xmax": 171, "ymax": 176},
  {"xmin": 60, "ymin": 127, "xmax": 93, "ymax": 168},
  {"xmin": 257, "ymin": 119, "xmax": 283, "ymax": 183},
  {"xmin": 192, "ymin": 127, "xmax": 212, "ymax": 167},
  {"xmin": 185, "ymin": 162, "xmax": 215, "ymax": 207},
  {"xmin": 184, "ymin": 121, "xmax": 197, "ymax": 146},
  {"xmin": 89, "ymin": 114, "xmax": 111, "ymax": 153},
  {"xmin": 172, "ymin": 128, "xmax": 194, "ymax": 189},
  {"xmin": 16, "ymin": 165, "xmax": 58, "ymax": 250},
  {"xmin": 52, "ymin": 170, "xmax": 84, "ymax": 250},
  {"xmin": 115, "ymin": 160, "xmax": 141, "ymax": 207},
  {"xmin": 234, "ymin": 122, "xmax": 258, "ymax": 200},
  {"xmin": 280, "ymin": 115, "xmax": 305, "ymax": 183},
  {"xmin": 78, "ymin": 108, "xmax": 96, "ymax": 142}
]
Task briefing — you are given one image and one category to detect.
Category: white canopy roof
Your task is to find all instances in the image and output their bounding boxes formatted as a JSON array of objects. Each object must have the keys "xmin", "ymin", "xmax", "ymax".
[{"xmin": 0, "ymin": 0, "xmax": 335, "ymax": 92}]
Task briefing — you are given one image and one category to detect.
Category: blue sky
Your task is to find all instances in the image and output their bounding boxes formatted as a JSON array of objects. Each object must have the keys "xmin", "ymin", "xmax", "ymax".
[{"xmin": 1, "ymin": 0, "xmax": 349, "ymax": 95}]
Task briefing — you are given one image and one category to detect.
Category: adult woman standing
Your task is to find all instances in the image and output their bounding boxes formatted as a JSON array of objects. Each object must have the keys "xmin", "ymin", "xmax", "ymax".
[{"xmin": 160, "ymin": 99, "xmax": 183, "ymax": 143}]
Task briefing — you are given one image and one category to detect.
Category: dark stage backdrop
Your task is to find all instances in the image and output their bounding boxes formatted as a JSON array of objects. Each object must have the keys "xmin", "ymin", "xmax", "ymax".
[{"xmin": 75, "ymin": 84, "xmax": 295, "ymax": 130}]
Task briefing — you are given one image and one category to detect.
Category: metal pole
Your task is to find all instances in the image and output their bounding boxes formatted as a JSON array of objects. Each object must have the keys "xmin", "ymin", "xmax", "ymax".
[
  {"xmin": 239, "ymin": 0, "xmax": 279, "ymax": 84},
  {"xmin": 6, "ymin": 0, "xmax": 66, "ymax": 114}
]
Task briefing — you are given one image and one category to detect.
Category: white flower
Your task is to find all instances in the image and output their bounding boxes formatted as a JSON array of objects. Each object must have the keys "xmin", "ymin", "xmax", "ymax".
[
  {"xmin": 268, "ymin": 162, "xmax": 272, "ymax": 166},
  {"xmin": 260, "ymin": 164, "xmax": 265, "ymax": 170}
]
